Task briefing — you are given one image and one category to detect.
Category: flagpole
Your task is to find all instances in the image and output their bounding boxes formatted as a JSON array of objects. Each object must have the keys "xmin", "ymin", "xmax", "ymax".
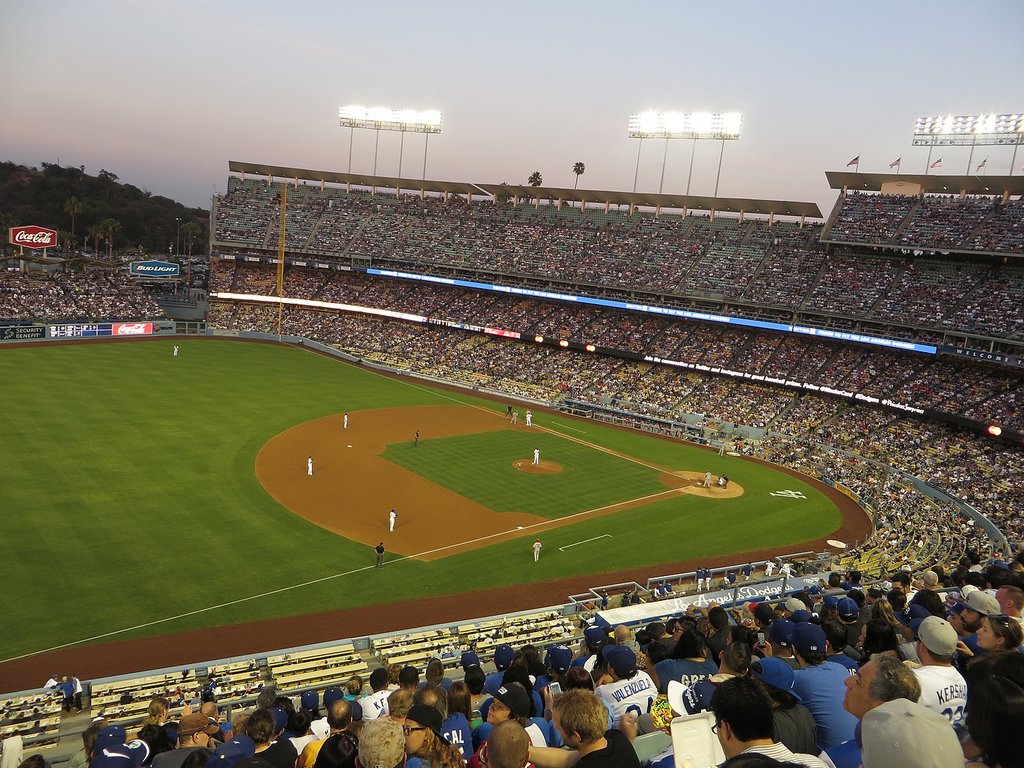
[
  {"xmin": 1012, "ymin": 140, "xmax": 1020, "ymax": 177},
  {"xmin": 925, "ymin": 138, "xmax": 935, "ymax": 175},
  {"xmin": 966, "ymin": 134, "xmax": 977, "ymax": 175}
]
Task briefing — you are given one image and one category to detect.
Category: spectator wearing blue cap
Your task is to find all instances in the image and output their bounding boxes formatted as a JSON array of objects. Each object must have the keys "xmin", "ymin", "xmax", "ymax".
[
  {"xmin": 790, "ymin": 623, "xmax": 858, "ymax": 750},
  {"xmin": 594, "ymin": 646, "xmax": 655, "ymax": 722},
  {"xmin": 749, "ymin": 657, "xmax": 817, "ymax": 755},
  {"xmin": 209, "ymin": 737, "xmax": 255, "ymax": 768},
  {"xmin": 767, "ymin": 619, "xmax": 799, "ymax": 670},
  {"xmin": 484, "ymin": 645, "xmax": 516, "ymax": 695}
]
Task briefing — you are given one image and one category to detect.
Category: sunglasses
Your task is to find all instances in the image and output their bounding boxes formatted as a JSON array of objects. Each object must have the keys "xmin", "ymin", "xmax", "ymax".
[{"xmin": 403, "ymin": 726, "xmax": 429, "ymax": 736}]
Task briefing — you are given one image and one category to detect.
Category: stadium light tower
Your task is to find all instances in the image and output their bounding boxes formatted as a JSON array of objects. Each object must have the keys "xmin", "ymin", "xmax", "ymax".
[
  {"xmin": 628, "ymin": 111, "xmax": 742, "ymax": 196},
  {"xmin": 339, "ymin": 105, "xmax": 443, "ymax": 180},
  {"xmin": 912, "ymin": 113, "xmax": 1024, "ymax": 175}
]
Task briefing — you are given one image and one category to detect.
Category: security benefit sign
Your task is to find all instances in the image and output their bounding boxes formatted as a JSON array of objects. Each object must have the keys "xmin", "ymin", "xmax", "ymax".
[{"xmin": 130, "ymin": 260, "xmax": 180, "ymax": 279}]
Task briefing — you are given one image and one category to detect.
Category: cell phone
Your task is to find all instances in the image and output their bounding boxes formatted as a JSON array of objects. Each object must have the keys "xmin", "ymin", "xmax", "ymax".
[
  {"xmin": 757, "ymin": 632, "xmax": 766, "ymax": 645},
  {"xmin": 548, "ymin": 682, "xmax": 562, "ymax": 695}
]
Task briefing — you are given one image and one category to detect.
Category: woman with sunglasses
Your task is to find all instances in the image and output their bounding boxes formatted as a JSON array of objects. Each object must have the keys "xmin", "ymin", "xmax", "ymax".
[
  {"xmin": 961, "ymin": 614, "xmax": 1024, "ymax": 659},
  {"xmin": 403, "ymin": 704, "xmax": 465, "ymax": 768}
]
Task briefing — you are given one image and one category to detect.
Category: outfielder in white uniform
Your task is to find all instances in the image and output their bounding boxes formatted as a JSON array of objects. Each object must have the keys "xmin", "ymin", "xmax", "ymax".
[
  {"xmin": 389, "ymin": 509, "xmax": 396, "ymax": 532},
  {"xmin": 307, "ymin": 456, "xmax": 313, "ymax": 476},
  {"xmin": 595, "ymin": 646, "xmax": 656, "ymax": 721},
  {"xmin": 533, "ymin": 449, "xmax": 540, "ymax": 466},
  {"xmin": 525, "ymin": 410, "xmax": 533, "ymax": 427},
  {"xmin": 343, "ymin": 412, "xmax": 348, "ymax": 429},
  {"xmin": 533, "ymin": 539, "xmax": 542, "ymax": 562},
  {"xmin": 173, "ymin": 345, "xmax": 179, "ymax": 357}
]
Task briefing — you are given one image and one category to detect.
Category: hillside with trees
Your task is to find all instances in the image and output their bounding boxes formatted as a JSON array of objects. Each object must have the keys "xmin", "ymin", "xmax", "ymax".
[{"xmin": 0, "ymin": 161, "xmax": 207, "ymax": 260}]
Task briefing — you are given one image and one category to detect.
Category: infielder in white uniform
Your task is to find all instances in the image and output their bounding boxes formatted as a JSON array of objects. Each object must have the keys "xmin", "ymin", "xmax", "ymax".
[
  {"xmin": 533, "ymin": 539, "xmax": 542, "ymax": 562},
  {"xmin": 595, "ymin": 646, "xmax": 656, "ymax": 721},
  {"xmin": 389, "ymin": 509, "xmax": 396, "ymax": 532},
  {"xmin": 307, "ymin": 455, "xmax": 313, "ymax": 476},
  {"xmin": 533, "ymin": 448, "xmax": 540, "ymax": 466},
  {"xmin": 343, "ymin": 412, "xmax": 348, "ymax": 429},
  {"xmin": 511, "ymin": 410, "xmax": 519, "ymax": 425},
  {"xmin": 525, "ymin": 410, "xmax": 533, "ymax": 427}
]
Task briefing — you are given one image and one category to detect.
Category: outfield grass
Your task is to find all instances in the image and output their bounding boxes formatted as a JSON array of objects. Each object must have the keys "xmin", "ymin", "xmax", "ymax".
[{"xmin": 0, "ymin": 339, "xmax": 839, "ymax": 661}]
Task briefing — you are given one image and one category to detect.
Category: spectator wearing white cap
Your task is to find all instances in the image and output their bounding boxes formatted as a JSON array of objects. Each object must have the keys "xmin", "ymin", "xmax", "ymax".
[
  {"xmin": 910, "ymin": 616, "xmax": 967, "ymax": 727},
  {"xmin": 860, "ymin": 698, "xmax": 962, "ymax": 768}
]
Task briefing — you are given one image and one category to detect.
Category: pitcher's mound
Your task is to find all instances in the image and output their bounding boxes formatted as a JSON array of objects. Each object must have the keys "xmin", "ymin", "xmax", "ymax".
[{"xmin": 513, "ymin": 459, "xmax": 563, "ymax": 474}]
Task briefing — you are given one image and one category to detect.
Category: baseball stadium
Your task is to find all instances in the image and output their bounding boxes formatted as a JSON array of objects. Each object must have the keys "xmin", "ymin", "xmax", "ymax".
[{"xmin": 3, "ymin": 159, "xmax": 1024, "ymax": 765}]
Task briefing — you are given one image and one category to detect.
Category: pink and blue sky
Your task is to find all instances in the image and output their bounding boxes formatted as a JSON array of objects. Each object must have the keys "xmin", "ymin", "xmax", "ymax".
[{"xmin": 3, "ymin": 0, "xmax": 1021, "ymax": 215}]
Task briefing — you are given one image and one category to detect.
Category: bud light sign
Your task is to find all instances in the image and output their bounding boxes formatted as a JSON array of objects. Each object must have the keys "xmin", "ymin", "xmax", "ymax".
[
  {"xmin": 10, "ymin": 225, "xmax": 58, "ymax": 249},
  {"xmin": 130, "ymin": 260, "xmax": 180, "ymax": 278}
]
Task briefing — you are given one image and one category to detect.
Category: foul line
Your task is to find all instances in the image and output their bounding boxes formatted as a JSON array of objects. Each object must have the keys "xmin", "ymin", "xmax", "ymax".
[
  {"xmin": 559, "ymin": 534, "xmax": 612, "ymax": 551},
  {"xmin": 1, "ymin": 486, "xmax": 682, "ymax": 665}
]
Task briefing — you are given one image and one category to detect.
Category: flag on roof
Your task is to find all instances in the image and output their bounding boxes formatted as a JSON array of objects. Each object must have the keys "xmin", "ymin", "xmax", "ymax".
[
  {"xmin": 976, "ymin": 158, "xmax": 987, "ymax": 171},
  {"xmin": 889, "ymin": 157, "xmax": 901, "ymax": 168},
  {"xmin": 930, "ymin": 158, "xmax": 943, "ymax": 169},
  {"xmin": 847, "ymin": 156, "xmax": 860, "ymax": 167}
]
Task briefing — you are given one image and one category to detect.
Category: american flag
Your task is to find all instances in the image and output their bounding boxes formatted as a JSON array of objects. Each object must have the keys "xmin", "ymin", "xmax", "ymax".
[
  {"xmin": 976, "ymin": 158, "xmax": 987, "ymax": 171},
  {"xmin": 889, "ymin": 157, "xmax": 901, "ymax": 169},
  {"xmin": 930, "ymin": 158, "xmax": 943, "ymax": 169},
  {"xmin": 847, "ymin": 156, "xmax": 860, "ymax": 167}
]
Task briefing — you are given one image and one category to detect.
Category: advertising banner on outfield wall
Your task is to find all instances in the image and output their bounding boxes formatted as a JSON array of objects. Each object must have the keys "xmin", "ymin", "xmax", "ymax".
[{"xmin": 1, "ymin": 325, "xmax": 47, "ymax": 341}]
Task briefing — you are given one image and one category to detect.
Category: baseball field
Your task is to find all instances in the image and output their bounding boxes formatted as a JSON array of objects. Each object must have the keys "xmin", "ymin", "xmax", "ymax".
[{"xmin": 0, "ymin": 337, "xmax": 860, "ymax": 683}]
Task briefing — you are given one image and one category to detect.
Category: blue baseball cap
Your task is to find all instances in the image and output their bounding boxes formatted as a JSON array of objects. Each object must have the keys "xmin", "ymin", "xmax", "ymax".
[
  {"xmin": 792, "ymin": 623, "xmax": 827, "ymax": 655},
  {"xmin": 791, "ymin": 610, "xmax": 812, "ymax": 624},
  {"xmin": 545, "ymin": 645, "xmax": 572, "ymax": 673},
  {"xmin": 210, "ymin": 737, "xmax": 256, "ymax": 768},
  {"xmin": 270, "ymin": 707, "xmax": 287, "ymax": 733},
  {"xmin": 300, "ymin": 690, "xmax": 319, "ymax": 711},
  {"xmin": 494, "ymin": 644, "xmax": 515, "ymax": 670},
  {"xmin": 584, "ymin": 626, "xmax": 607, "ymax": 648},
  {"xmin": 836, "ymin": 597, "xmax": 860, "ymax": 622},
  {"xmin": 750, "ymin": 657, "xmax": 802, "ymax": 702},
  {"xmin": 601, "ymin": 645, "xmax": 637, "ymax": 677},
  {"xmin": 94, "ymin": 726, "xmax": 128, "ymax": 752},
  {"xmin": 323, "ymin": 686, "xmax": 345, "ymax": 707},
  {"xmin": 768, "ymin": 618, "xmax": 794, "ymax": 648},
  {"xmin": 91, "ymin": 741, "xmax": 150, "ymax": 768},
  {"xmin": 460, "ymin": 651, "xmax": 480, "ymax": 669}
]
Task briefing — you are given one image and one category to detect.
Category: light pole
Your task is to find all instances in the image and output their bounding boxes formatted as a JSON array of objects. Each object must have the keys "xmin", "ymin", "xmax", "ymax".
[
  {"xmin": 175, "ymin": 217, "xmax": 181, "ymax": 257},
  {"xmin": 912, "ymin": 113, "xmax": 1023, "ymax": 176},
  {"xmin": 628, "ymin": 111, "xmax": 742, "ymax": 198},
  {"xmin": 340, "ymin": 105, "xmax": 443, "ymax": 182}
]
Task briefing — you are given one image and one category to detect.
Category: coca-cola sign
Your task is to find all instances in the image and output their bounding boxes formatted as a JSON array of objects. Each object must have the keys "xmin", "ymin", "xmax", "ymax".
[
  {"xmin": 10, "ymin": 226, "xmax": 58, "ymax": 249},
  {"xmin": 112, "ymin": 322, "xmax": 153, "ymax": 336}
]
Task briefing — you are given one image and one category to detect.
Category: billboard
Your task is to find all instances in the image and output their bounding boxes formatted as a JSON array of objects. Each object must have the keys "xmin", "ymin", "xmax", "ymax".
[
  {"xmin": 49, "ymin": 322, "xmax": 154, "ymax": 338},
  {"xmin": 9, "ymin": 225, "xmax": 58, "ymax": 250},
  {"xmin": 130, "ymin": 260, "xmax": 180, "ymax": 278}
]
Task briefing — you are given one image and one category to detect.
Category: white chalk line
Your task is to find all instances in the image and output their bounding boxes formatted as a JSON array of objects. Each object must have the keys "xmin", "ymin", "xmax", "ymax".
[
  {"xmin": 2, "ymin": 379, "xmax": 681, "ymax": 664},
  {"xmin": 559, "ymin": 534, "xmax": 612, "ymax": 551}
]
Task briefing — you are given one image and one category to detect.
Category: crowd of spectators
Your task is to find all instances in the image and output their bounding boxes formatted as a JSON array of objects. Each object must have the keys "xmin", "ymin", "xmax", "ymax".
[
  {"xmin": 0, "ymin": 269, "xmax": 163, "ymax": 323},
  {"xmin": 212, "ymin": 179, "xmax": 1024, "ymax": 341}
]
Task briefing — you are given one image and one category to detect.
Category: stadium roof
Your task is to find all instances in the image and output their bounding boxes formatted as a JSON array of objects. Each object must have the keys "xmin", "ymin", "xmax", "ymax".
[
  {"xmin": 228, "ymin": 161, "xmax": 822, "ymax": 219},
  {"xmin": 826, "ymin": 171, "xmax": 1024, "ymax": 196}
]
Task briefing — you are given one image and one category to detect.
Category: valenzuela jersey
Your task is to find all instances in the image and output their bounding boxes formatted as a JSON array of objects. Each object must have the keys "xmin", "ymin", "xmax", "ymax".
[{"xmin": 595, "ymin": 670, "xmax": 657, "ymax": 720}]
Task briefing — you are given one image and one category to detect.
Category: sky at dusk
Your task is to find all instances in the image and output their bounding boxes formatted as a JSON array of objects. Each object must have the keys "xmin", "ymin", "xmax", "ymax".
[{"xmin": 3, "ymin": 0, "xmax": 1022, "ymax": 216}]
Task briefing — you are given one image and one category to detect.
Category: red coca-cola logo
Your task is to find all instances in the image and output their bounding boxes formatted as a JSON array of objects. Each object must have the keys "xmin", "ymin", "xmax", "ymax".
[
  {"xmin": 10, "ymin": 226, "xmax": 58, "ymax": 249},
  {"xmin": 113, "ymin": 322, "xmax": 153, "ymax": 336}
]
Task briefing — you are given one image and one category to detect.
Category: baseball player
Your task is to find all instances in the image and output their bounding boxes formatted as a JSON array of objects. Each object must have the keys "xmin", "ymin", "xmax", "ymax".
[
  {"xmin": 525, "ymin": 410, "xmax": 533, "ymax": 427},
  {"xmin": 764, "ymin": 560, "xmax": 776, "ymax": 578},
  {"xmin": 343, "ymin": 412, "xmax": 349, "ymax": 429},
  {"xmin": 173, "ymin": 345, "xmax": 179, "ymax": 357},
  {"xmin": 702, "ymin": 470, "xmax": 712, "ymax": 488},
  {"xmin": 780, "ymin": 562, "xmax": 793, "ymax": 579},
  {"xmin": 307, "ymin": 455, "xmax": 313, "ymax": 476},
  {"xmin": 375, "ymin": 542, "xmax": 385, "ymax": 568},
  {"xmin": 533, "ymin": 448, "xmax": 540, "ymax": 466},
  {"xmin": 414, "ymin": 430, "xmax": 420, "ymax": 447},
  {"xmin": 389, "ymin": 509, "xmax": 397, "ymax": 532},
  {"xmin": 742, "ymin": 563, "xmax": 754, "ymax": 581},
  {"xmin": 533, "ymin": 539, "xmax": 542, "ymax": 562}
]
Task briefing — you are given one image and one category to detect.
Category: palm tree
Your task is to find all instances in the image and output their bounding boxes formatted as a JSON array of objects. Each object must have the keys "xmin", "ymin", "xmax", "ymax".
[
  {"xmin": 181, "ymin": 221, "xmax": 202, "ymax": 289},
  {"xmin": 87, "ymin": 224, "xmax": 104, "ymax": 256},
  {"xmin": 527, "ymin": 171, "xmax": 543, "ymax": 187},
  {"xmin": 572, "ymin": 162, "xmax": 585, "ymax": 189},
  {"xmin": 100, "ymin": 218, "xmax": 121, "ymax": 259},
  {"xmin": 64, "ymin": 196, "xmax": 83, "ymax": 241}
]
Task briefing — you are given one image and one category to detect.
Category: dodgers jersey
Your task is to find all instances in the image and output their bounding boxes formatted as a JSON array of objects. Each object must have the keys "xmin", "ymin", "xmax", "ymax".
[{"xmin": 595, "ymin": 670, "xmax": 657, "ymax": 720}]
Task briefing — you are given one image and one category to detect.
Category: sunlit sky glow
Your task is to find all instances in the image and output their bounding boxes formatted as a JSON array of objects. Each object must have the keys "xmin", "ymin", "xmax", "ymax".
[{"xmin": 3, "ymin": 0, "xmax": 1021, "ymax": 215}]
